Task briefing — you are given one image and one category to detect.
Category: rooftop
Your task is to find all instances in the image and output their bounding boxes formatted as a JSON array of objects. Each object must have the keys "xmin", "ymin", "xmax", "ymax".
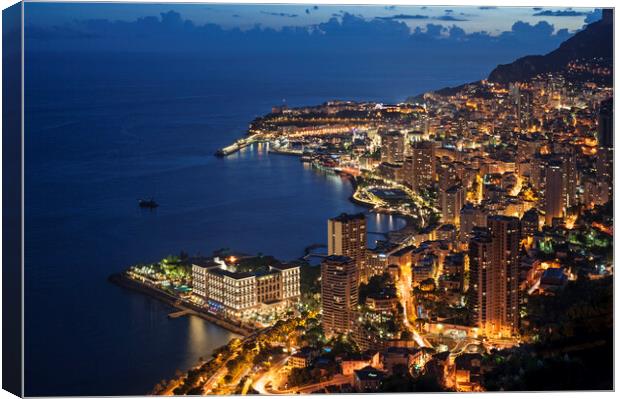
[
  {"xmin": 208, "ymin": 267, "xmax": 255, "ymax": 280},
  {"xmin": 330, "ymin": 212, "xmax": 365, "ymax": 223},
  {"xmin": 354, "ymin": 366, "xmax": 385, "ymax": 381}
]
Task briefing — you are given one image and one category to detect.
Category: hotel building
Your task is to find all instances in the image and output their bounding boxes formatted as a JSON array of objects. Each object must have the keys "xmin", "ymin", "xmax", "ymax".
[{"xmin": 192, "ymin": 260, "xmax": 300, "ymax": 320}]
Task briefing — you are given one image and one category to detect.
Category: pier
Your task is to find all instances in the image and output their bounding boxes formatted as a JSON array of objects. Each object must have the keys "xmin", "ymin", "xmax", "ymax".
[{"xmin": 215, "ymin": 134, "xmax": 263, "ymax": 157}]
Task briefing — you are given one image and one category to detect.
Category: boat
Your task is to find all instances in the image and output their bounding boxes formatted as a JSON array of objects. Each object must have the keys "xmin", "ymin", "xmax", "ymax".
[{"xmin": 138, "ymin": 199, "xmax": 159, "ymax": 209}]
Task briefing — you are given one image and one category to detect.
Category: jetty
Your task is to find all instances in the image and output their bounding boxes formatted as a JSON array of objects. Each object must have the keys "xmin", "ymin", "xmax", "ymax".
[{"xmin": 215, "ymin": 134, "xmax": 263, "ymax": 157}]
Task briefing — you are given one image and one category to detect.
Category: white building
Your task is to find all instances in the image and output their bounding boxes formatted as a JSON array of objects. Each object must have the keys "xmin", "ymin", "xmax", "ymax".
[{"xmin": 192, "ymin": 260, "xmax": 300, "ymax": 320}]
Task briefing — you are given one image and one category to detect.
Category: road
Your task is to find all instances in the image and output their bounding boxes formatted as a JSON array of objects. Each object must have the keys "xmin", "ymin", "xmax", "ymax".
[
  {"xmin": 396, "ymin": 261, "xmax": 431, "ymax": 348},
  {"xmin": 252, "ymin": 355, "xmax": 291, "ymax": 394},
  {"xmin": 252, "ymin": 355, "xmax": 355, "ymax": 395},
  {"xmin": 294, "ymin": 374, "xmax": 353, "ymax": 394},
  {"xmin": 202, "ymin": 366, "xmax": 228, "ymax": 394}
]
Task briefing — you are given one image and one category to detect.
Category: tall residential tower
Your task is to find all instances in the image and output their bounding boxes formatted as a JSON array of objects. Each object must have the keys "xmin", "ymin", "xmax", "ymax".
[
  {"xmin": 321, "ymin": 255, "xmax": 359, "ymax": 337},
  {"xmin": 328, "ymin": 213, "xmax": 367, "ymax": 280},
  {"xmin": 469, "ymin": 216, "xmax": 521, "ymax": 337}
]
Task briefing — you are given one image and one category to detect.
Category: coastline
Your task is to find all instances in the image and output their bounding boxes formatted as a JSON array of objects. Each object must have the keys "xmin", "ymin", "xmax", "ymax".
[
  {"xmin": 108, "ymin": 273, "xmax": 251, "ymax": 336},
  {"xmin": 339, "ymin": 170, "xmax": 417, "ymax": 236},
  {"xmin": 115, "ymin": 142, "xmax": 419, "ymax": 394}
]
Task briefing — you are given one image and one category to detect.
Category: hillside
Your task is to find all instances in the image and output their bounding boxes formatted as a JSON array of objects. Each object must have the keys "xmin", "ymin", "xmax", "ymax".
[
  {"xmin": 406, "ymin": 9, "xmax": 614, "ymax": 102},
  {"xmin": 488, "ymin": 10, "xmax": 613, "ymax": 84}
]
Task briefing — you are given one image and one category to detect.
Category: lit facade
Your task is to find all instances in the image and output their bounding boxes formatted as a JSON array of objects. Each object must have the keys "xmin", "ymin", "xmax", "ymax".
[
  {"xmin": 468, "ymin": 216, "xmax": 521, "ymax": 338},
  {"xmin": 328, "ymin": 213, "xmax": 367, "ymax": 281},
  {"xmin": 405, "ymin": 141, "xmax": 435, "ymax": 190},
  {"xmin": 440, "ymin": 184, "xmax": 464, "ymax": 226},
  {"xmin": 321, "ymin": 255, "xmax": 359, "ymax": 337},
  {"xmin": 380, "ymin": 130, "xmax": 405, "ymax": 164},
  {"xmin": 192, "ymin": 261, "xmax": 300, "ymax": 320}
]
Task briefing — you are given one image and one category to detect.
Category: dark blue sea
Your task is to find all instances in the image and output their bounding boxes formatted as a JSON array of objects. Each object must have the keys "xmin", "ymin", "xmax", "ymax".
[{"xmin": 23, "ymin": 52, "xmax": 487, "ymax": 396}]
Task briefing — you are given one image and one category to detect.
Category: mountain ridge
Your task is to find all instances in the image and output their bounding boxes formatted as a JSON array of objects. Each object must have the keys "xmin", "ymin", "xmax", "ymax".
[
  {"xmin": 408, "ymin": 9, "xmax": 613, "ymax": 101},
  {"xmin": 488, "ymin": 9, "xmax": 613, "ymax": 83}
]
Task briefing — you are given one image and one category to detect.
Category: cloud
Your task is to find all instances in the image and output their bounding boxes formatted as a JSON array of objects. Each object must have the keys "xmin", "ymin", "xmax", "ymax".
[
  {"xmin": 260, "ymin": 11, "xmax": 298, "ymax": 18},
  {"xmin": 378, "ymin": 14, "xmax": 429, "ymax": 20},
  {"xmin": 498, "ymin": 20, "xmax": 572, "ymax": 45},
  {"xmin": 509, "ymin": 20, "xmax": 554, "ymax": 37},
  {"xmin": 436, "ymin": 15, "xmax": 468, "ymax": 22},
  {"xmin": 26, "ymin": 9, "xmax": 575, "ymax": 71},
  {"xmin": 424, "ymin": 24, "xmax": 444, "ymax": 37},
  {"xmin": 533, "ymin": 10, "xmax": 588, "ymax": 17},
  {"xmin": 379, "ymin": 13, "xmax": 468, "ymax": 22}
]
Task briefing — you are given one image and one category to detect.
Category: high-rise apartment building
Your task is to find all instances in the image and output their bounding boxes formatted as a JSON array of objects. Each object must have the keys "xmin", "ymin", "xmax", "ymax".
[
  {"xmin": 596, "ymin": 98, "xmax": 613, "ymax": 204},
  {"xmin": 468, "ymin": 216, "xmax": 521, "ymax": 338},
  {"xmin": 380, "ymin": 130, "xmax": 405, "ymax": 164},
  {"xmin": 328, "ymin": 213, "xmax": 367, "ymax": 280},
  {"xmin": 437, "ymin": 158, "xmax": 459, "ymax": 191},
  {"xmin": 404, "ymin": 141, "xmax": 435, "ymax": 190},
  {"xmin": 321, "ymin": 255, "xmax": 359, "ymax": 337},
  {"xmin": 467, "ymin": 229, "xmax": 492, "ymax": 332},
  {"xmin": 440, "ymin": 184, "xmax": 464, "ymax": 226},
  {"xmin": 460, "ymin": 203, "xmax": 488, "ymax": 244},
  {"xmin": 544, "ymin": 159, "xmax": 564, "ymax": 225},
  {"xmin": 561, "ymin": 151, "xmax": 578, "ymax": 209}
]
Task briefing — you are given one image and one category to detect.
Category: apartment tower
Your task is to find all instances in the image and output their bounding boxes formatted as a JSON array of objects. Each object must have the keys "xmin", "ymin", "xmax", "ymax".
[{"xmin": 321, "ymin": 255, "xmax": 359, "ymax": 337}]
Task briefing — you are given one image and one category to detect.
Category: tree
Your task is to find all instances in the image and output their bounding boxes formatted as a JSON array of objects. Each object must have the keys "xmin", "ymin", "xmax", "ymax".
[
  {"xmin": 287, "ymin": 367, "xmax": 313, "ymax": 387},
  {"xmin": 359, "ymin": 273, "xmax": 395, "ymax": 304}
]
